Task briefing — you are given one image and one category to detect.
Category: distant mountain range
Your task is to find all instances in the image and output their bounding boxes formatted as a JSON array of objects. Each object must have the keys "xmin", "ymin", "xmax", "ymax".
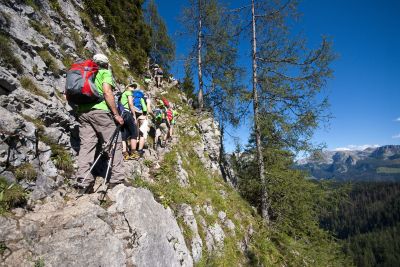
[{"xmin": 296, "ymin": 145, "xmax": 400, "ymax": 181}]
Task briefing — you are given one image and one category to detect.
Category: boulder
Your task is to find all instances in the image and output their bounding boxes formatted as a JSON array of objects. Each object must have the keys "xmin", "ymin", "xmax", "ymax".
[{"xmin": 108, "ymin": 186, "xmax": 193, "ymax": 267}]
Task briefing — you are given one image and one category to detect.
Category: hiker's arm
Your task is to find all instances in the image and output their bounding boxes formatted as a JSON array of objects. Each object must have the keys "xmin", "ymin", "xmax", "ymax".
[
  {"xmin": 128, "ymin": 95, "xmax": 137, "ymax": 121},
  {"xmin": 103, "ymin": 83, "xmax": 124, "ymax": 125}
]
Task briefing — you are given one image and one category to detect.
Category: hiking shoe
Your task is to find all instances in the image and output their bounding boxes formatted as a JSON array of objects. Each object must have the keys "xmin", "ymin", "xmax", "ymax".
[
  {"xmin": 73, "ymin": 182, "xmax": 94, "ymax": 194},
  {"xmin": 123, "ymin": 151, "xmax": 130, "ymax": 161},
  {"xmin": 129, "ymin": 151, "xmax": 140, "ymax": 160},
  {"xmin": 137, "ymin": 150, "xmax": 145, "ymax": 157},
  {"xmin": 108, "ymin": 180, "xmax": 132, "ymax": 189}
]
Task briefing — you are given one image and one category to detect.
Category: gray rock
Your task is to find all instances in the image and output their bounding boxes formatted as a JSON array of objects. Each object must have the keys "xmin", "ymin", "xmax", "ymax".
[
  {"xmin": 109, "ymin": 186, "xmax": 193, "ymax": 267},
  {"xmin": 176, "ymin": 153, "xmax": 189, "ymax": 187},
  {"xmin": 29, "ymin": 174, "xmax": 57, "ymax": 201},
  {"xmin": 0, "ymin": 217, "xmax": 23, "ymax": 241},
  {"xmin": 203, "ymin": 202, "xmax": 214, "ymax": 215},
  {"xmin": 178, "ymin": 204, "xmax": 203, "ymax": 263},
  {"xmin": 0, "ymin": 171, "xmax": 16, "ymax": 184},
  {"xmin": 218, "ymin": 211, "xmax": 226, "ymax": 221},
  {"xmin": 0, "ymin": 67, "xmax": 19, "ymax": 95},
  {"xmin": 205, "ymin": 223, "xmax": 225, "ymax": 253},
  {"xmin": 225, "ymin": 219, "xmax": 235, "ymax": 232}
]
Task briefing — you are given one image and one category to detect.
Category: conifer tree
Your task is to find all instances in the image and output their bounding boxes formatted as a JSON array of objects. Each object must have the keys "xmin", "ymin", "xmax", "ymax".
[
  {"xmin": 145, "ymin": 0, "xmax": 175, "ymax": 70},
  {"xmin": 181, "ymin": 0, "xmax": 242, "ymax": 111},
  {"xmin": 242, "ymin": 0, "xmax": 335, "ymax": 223}
]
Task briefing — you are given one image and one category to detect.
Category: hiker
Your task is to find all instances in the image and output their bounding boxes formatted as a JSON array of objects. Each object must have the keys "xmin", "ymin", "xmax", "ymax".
[
  {"xmin": 153, "ymin": 64, "xmax": 163, "ymax": 88},
  {"xmin": 132, "ymin": 85, "xmax": 149, "ymax": 157},
  {"xmin": 75, "ymin": 54, "xmax": 125, "ymax": 190},
  {"xmin": 153, "ymin": 97, "xmax": 170, "ymax": 149},
  {"xmin": 120, "ymin": 83, "xmax": 140, "ymax": 160},
  {"xmin": 144, "ymin": 75, "xmax": 151, "ymax": 85},
  {"xmin": 169, "ymin": 104, "xmax": 179, "ymax": 141},
  {"xmin": 165, "ymin": 104, "xmax": 174, "ymax": 142},
  {"xmin": 153, "ymin": 107, "xmax": 169, "ymax": 149}
]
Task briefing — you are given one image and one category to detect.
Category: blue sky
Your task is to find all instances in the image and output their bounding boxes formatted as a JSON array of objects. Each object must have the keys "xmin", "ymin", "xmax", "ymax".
[{"xmin": 154, "ymin": 0, "xmax": 400, "ymax": 152}]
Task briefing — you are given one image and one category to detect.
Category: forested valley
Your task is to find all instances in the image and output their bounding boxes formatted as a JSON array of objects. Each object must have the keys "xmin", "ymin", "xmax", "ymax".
[{"xmin": 319, "ymin": 182, "xmax": 400, "ymax": 267}]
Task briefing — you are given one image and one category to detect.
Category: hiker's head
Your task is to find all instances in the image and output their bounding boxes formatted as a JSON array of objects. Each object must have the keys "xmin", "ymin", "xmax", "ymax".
[
  {"xmin": 126, "ymin": 82, "xmax": 138, "ymax": 91},
  {"xmin": 93, "ymin": 54, "xmax": 109, "ymax": 69}
]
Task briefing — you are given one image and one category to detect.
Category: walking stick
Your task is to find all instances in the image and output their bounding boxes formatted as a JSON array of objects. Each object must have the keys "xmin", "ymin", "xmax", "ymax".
[{"xmin": 103, "ymin": 129, "xmax": 120, "ymax": 187}]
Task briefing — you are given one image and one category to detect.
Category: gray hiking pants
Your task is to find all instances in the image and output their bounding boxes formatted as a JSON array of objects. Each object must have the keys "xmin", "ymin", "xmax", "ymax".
[{"xmin": 76, "ymin": 109, "xmax": 124, "ymax": 185}]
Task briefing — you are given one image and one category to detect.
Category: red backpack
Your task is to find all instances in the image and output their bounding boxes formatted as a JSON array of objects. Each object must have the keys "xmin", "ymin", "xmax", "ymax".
[
  {"xmin": 65, "ymin": 60, "xmax": 103, "ymax": 104},
  {"xmin": 162, "ymin": 97, "xmax": 170, "ymax": 108},
  {"xmin": 166, "ymin": 109, "xmax": 173, "ymax": 121}
]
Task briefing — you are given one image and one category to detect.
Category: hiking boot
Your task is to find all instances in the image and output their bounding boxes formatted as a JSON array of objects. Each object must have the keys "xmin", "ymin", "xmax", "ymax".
[
  {"xmin": 73, "ymin": 181, "xmax": 94, "ymax": 194},
  {"xmin": 123, "ymin": 151, "xmax": 130, "ymax": 161},
  {"xmin": 137, "ymin": 149, "xmax": 145, "ymax": 157},
  {"xmin": 108, "ymin": 180, "xmax": 132, "ymax": 189},
  {"xmin": 129, "ymin": 151, "xmax": 140, "ymax": 160}
]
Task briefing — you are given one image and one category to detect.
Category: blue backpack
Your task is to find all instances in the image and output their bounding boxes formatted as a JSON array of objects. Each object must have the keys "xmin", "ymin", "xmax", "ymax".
[{"xmin": 132, "ymin": 90, "xmax": 145, "ymax": 112}]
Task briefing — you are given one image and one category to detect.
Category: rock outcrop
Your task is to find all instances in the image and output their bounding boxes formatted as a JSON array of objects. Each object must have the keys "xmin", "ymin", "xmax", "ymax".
[{"xmin": 1, "ymin": 186, "xmax": 192, "ymax": 267}]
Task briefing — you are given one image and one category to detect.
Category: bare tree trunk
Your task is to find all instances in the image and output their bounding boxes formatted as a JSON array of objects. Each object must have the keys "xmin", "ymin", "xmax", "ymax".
[
  {"xmin": 197, "ymin": 0, "xmax": 204, "ymax": 109},
  {"xmin": 251, "ymin": 0, "xmax": 270, "ymax": 223}
]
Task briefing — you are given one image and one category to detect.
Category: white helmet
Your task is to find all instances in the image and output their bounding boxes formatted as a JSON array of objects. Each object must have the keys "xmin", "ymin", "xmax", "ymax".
[{"xmin": 93, "ymin": 54, "xmax": 109, "ymax": 65}]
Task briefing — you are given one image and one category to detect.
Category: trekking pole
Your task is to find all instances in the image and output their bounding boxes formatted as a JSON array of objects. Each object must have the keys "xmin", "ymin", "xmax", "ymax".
[
  {"xmin": 103, "ymin": 129, "xmax": 120, "ymax": 187},
  {"xmin": 78, "ymin": 126, "xmax": 120, "ymax": 186}
]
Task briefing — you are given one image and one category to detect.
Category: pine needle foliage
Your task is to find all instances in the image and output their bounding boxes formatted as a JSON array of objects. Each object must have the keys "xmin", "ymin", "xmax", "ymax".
[{"xmin": 83, "ymin": 0, "xmax": 151, "ymax": 74}]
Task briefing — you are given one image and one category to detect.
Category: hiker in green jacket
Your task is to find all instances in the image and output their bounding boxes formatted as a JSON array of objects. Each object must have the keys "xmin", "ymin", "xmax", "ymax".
[
  {"xmin": 120, "ymin": 83, "xmax": 140, "ymax": 160},
  {"xmin": 75, "ymin": 54, "xmax": 125, "ymax": 190}
]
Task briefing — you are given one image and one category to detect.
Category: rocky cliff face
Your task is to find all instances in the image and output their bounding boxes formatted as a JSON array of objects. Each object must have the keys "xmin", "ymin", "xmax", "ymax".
[{"xmin": 0, "ymin": 1, "xmax": 254, "ymax": 266}]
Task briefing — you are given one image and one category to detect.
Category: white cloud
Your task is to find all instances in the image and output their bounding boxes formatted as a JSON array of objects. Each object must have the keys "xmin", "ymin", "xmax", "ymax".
[
  {"xmin": 392, "ymin": 134, "xmax": 400, "ymax": 139},
  {"xmin": 334, "ymin": 144, "xmax": 380, "ymax": 151},
  {"xmin": 395, "ymin": 118, "xmax": 400, "ymax": 122}
]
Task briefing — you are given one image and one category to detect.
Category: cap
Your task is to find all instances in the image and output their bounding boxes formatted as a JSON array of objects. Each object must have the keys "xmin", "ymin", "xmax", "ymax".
[
  {"xmin": 126, "ymin": 82, "xmax": 138, "ymax": 88},
  {"xmin": 93, "ymin": 54, "xmax": 109, "ymax": 65}
]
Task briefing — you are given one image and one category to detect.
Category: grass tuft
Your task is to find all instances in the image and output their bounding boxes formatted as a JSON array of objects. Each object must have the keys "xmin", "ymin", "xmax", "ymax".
[
  {"xmin": 14, "ymin": 163, "xmax": 37, "ymax": 182},
  {"xmin": 0, "ymin": 34, "xmax": 23, "ymax": 73},
  {"xmin": 30, "ymin": 20, "xmax": 54, "ymax": 40},
  {"xmin": 40, "ymin": 135, "xmax": 74, "ymax": 178},
  {"xmin": 20, "ymin": 76, "xmax": 48, "ymax": 99},
  {"xmin": 0, "ymin": 177, "xmax": 27, "ymax": 215},
  {"xmin": 38, "ymin": 50, "xmax": 60, "ymax": 76}
]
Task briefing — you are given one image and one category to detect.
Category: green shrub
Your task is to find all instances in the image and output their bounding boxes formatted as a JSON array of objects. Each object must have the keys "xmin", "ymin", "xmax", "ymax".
[
  {"xmin": 62, "ymin": 55, "xmax": 74, "ymax": 69},
  {"xmin": 38, "ymin": 50, "xmax": 60, "ymax": 76},
  {"xmin": 0, "ymin": 177, "xmax": 27, "ymax": 215},
  {"xmin": 0, "ymin": 242, "xmax": 7, "ymax": 255},
  {"xmin": 0, "ymin": 34, "xmax": 23, "ymax": 73},
  {"xmin": 20, "ymin": 76, "xmax": 48, "ymax": 99},
  {"xmin": 33, "ymin": 258, "xmax": 45, "ymax": 267},
  {"xmin": 14, "ymin": 163, "xmax": 37, "ymax": 182}
]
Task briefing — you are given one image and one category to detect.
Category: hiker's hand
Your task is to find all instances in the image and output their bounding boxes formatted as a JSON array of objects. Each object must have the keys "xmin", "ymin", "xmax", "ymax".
[{"xmin": 114, "ymin": 114, "xmax": 124, "ymax": 125}]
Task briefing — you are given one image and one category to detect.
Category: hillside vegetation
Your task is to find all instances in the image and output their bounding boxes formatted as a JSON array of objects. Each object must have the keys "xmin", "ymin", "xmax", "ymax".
[{"xmin": 320, "ymin": 182, "xmax": 400, "ymax": 266}]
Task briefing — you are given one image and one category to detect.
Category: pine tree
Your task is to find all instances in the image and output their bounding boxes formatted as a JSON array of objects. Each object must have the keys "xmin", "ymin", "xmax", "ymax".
[
  {"xmin": 181, "ymin": 62, "xmax": 195, "ymax": 100},
  {"xmin": 145, "ymin": 0, "xmax": 175, "ymax": 70},
  {"xmin": 238, "ymin": 0, "xmax": 335, "ymax": 223}
]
